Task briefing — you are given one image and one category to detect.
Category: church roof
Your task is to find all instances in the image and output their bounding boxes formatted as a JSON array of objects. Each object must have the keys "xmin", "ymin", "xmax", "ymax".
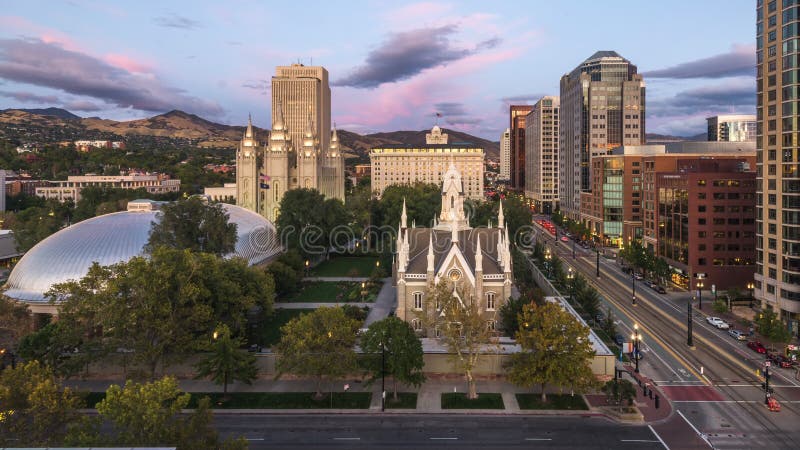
[{"xmin": 403, "ymin": 228, "xmax": 504, "ymax": 276}]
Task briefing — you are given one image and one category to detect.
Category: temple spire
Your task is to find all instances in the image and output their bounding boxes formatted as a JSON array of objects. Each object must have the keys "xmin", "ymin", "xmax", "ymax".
[
  {"xmin": 401, "ymin": 198, "xmax": 408, "ymax": 229},
  {"xmin": 498, "ymin": 200, "xmax": 505, "ymax": 229},
  {"xmin": 244, "ymin": 113, "xmax": 254, "ymax": 139},
  {"xmin": 475, "ymin": 237, "xmax": 483, "ymax": 272},
  {"xmin": 427, "ymin": 231, "xmax": 435, "ymax": 273}
]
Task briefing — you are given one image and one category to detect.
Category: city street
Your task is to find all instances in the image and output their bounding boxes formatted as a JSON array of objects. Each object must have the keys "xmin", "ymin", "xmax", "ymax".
[
  {"xmin": 214, "ymin": 415, "xmax": 666, "ymax": 449},
  {"xmin": 533, "ymin": 219, "xmax": 800, "ymax": 449}
]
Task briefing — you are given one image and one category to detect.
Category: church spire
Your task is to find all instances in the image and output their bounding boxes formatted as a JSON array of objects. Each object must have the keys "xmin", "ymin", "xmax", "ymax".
[
  {"xmin": 401, "ymin": 198, "xmax": 408, "ymax": 229},
  {"xmin": 244, "ymin": 113, "xmax": 254, "ymax": 139},
  {"xmin": 427, "ymin": 231, "xmax": 435, "ymax": 273},
  {"xmin": 497, "ymin": 200, "xmax": 505, "ymax": 229},
  {"xmin": 475, "ymin": 236, "xmax": 483, "ymax": 272},
  {"xmin": 274, "ymin": 101, "xmax": 285, "ymax": 131}
]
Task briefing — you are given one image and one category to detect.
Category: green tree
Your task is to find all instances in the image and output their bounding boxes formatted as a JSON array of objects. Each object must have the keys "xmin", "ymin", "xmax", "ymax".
[
  {"xmin": 373, "ymin": 182, "xmax": 440, "ymax": 230},
  {"xmin": 195, "ymin": 324, "xmax": 258, "ymax": 395},
  {"xmin": 360, "ymin": 317, "xmax": 425, "ymax": 401},
  {"xmin": 9, "ymin": 203, "xmax": 69, "ymax": 252},
  {"xmin": 266, "ymin": 261, "xmax": 300, "ymax": 296},
  {"xmin": 499, "ymin": 289, "xmax": 543, "ymax": 336},
  {"xmin": 421, "ymin": 281, "xmax": 494, "ymax": 399},
  {"xmin": 0, "ymin": 361, "xmax": 84, "ymax": 447},
  {"xmin": 274, "ymin": 307, "xmax": 360, "ymax": 399},
  {"xmin": 145, "ymin": 196, "xmax": 237, "ymax": 256},
  {"xmin": 0, "ymin": 295, "xmax": 33, "ymax": 347},
  {"xmin": 601, "ymin": 379, "xmax": 636, "ymax": 412},
  {"xmin": 84, "ymin": 377, "xmax": 246, "ymax": 449},
  {"xmin": 48, "ymin": 248, "xmax": 274, "ymax": 379},
  {"xmin": 275, "ymin": 189, "xmax": 349, "ymax": 258},
  {"xmin": 507, "ymin": 303, "xmax": 598, "ymax": 402}
]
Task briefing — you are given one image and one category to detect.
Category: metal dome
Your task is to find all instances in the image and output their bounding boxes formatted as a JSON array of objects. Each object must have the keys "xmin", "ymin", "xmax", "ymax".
[{"xmin": 4, "ymin": 203, "xmax": 281, "ymax": 305}]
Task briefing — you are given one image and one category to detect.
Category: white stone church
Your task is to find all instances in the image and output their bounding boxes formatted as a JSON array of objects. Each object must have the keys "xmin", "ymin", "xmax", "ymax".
[{"xmin": 394, "ymin": 163, "xmax": 514, "ymax": 335}]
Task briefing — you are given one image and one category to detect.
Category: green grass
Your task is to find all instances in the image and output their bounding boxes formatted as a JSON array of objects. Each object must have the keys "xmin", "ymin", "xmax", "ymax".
[
  {"xmin": 247, "ymin": 308, "xmax": 309, "ymax": 348},
  {"xmin": 441, "ymin": 392, "xmax": 504, "ymax": 409},
  {"xmin": 516, "ymin": 393, "xmax": 589, "ymax": 410},
  {"xmin": 384, "ymin": 392, "xmax": 417, "ymax": 409},
  {"xmin": 310, "ymin": 256, "xmax": 379, "ymax": 277},
  {"xmin": 188, "ymin": 392, "xmax": 372, "ymax": 409},
  {"xmin": 283, "ymin": 281, "xmax": 356, "ymax": 302}
]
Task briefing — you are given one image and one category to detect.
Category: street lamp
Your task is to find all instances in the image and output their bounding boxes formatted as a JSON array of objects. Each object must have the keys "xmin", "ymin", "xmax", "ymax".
[
  {"xmin": 687, "ymin": 296, "xmax": 694, "ymax": 347},
  {"xmin": 631, "ymin": 270, "xmax": 637, "ymax": 306},
  {"xmin": 545, "ymin": 248, "xmax": 552, "ymax": 278},
  {"xmin": 567, "ymin": 268, "xmax": 574, "ymax": 304},
  {"xmin": 305, "ymin": 260, "xmax": 310, "ymax": 277},
  {"xmin": 747, "ymin": 282, "xmax": 755, "ymax": 308},
  {"xmin": 361, "ymin": 282, "xmax": 366, "ymax": 302},
  {"xmin": 697, "ymin": 280, "xmax": 704, "ymax": 311},
  {"xmin": 631, "ymin": 324, "xmax": 642, "ymax": 373},
  {"xmin": 572, "ymin": 238, "xmax": 576, "ymax": 260}
]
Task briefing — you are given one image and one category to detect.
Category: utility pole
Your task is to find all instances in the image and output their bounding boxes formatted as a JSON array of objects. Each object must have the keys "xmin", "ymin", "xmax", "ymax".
[
  {"xmin": 687, "ymin": 296, "xmax": 694, "ymax": 347},
  {"xmin": 632, "ymin": 271, "xmax": 637, "ymax": 306},
  {"xmin": 596, "ymin": 248, "xmax": 600, "ymax": 278}
]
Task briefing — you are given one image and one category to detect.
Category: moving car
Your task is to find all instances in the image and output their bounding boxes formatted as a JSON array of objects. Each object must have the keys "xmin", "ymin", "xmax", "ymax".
[
  {"xmin": 560, "ymin": 236, "xmax": 569, "ymax": 242},
  {"xmin": 728, "ymin": 329, "xmax": 748, "ymax": 341},
  {"xmin": 706, "ymin": 317, "xmax": 730, "ymax": 329},
  {"xmin": 654, "ymin": 285, "xmax": 667, "ymax": 294},
  {"xmin": 747, "ymin": 340, "xmax": 767, "ymax": 354},
  {"xmin": 768, "ymin": 353, "xmax": 795, "ymax": 368},
  {"xmin": 634, "ymin": 273, "xmax": 644, "ymax": 280}
]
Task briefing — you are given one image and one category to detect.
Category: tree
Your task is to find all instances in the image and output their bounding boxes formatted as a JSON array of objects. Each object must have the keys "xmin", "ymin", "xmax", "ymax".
[
  {"xmin": 373, "ymin": 182, "xmax": 440, "ymax": 230},
  {"xmin": 575, "ymin": 285, "xmax": 601, "ymax": 322},
  {"xmin": 506, "ymin": 302, "xmax": 598, "ymax": 402},
  {"xmin": 0, "ymin": 361, "xmax": 84, "ymax": 447},
  {"xmin": 360, "ymin": 317, "xmax": 425, "ymax": 401},
  {"xmin": 653, "ymin": 257, "xmax": 671, "ymax": 286},
  {"xmin": 499, "ymin": 289, "xmax": 543, "ymax": 337},
  {"xmin": 274, "ymin": 307, "xmax": 360, "ymax": 399},
  {"xmin": 82, "ymin": 376, "xmax": 246, "ymax": 449},
  {"xmin": 275, "ymin": 189, "xmax": 349, "ymax": 258},
  {"xmin": 266, "ymin": 261, "xmax": 300, "ymax": 296},
  {"xmin": 422, "ymin": 281, "xmax": 494, "ymax": 399},
  {"xmin": 0, "ymin": 295, "xmax": 33, "ymax": 347},
  {"xmin": 195, "ymin": 324, "xmax": 258, "ymax": 395},
  {"xmin": 9, "ymin": 203, "xmax": 68, "ymax": 252},
  {"xmin": 602, "ymin": 379, "xmax": 636, "ymax": 412},
  {"xmin": 145, "ymin": 196, "xmax": 237, "ymax": 256},
  {"xmin": 48, "ymin": 248, "xmax": 274, "ymax": 379}
]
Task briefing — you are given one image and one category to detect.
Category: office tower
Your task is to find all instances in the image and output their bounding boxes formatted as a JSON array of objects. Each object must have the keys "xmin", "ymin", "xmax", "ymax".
[
  {"xmin": 272, "ymin": 64, "xmax": 331, "ymax": 153},
  {"xmin": 510, "ymin": 105, "xmax": 533, "ymax": 190},
  {"xmin": 559, "ymin": 51, "xmax": 646, "ymax": 223},
  {"xmin": 756, "ymin": 1, "xmax": 800, "ymax": 330},
  {"xmin": 370, "ymin": 126, "xmax": 485, "ymax": 200},
  {"xmin": 707, "ymin": 114, "xmax": 757, "ymax": 142},
  {"xmin": 0, "ymin": 170, "xmax": 5, "ymax": 212},
  {"xmin": 499, "ymin": 128, "xmax": 511, "ymax": 181},
  {"xmin": 524, "ymin": 96, "xmax": 560, "ymax": 214}
]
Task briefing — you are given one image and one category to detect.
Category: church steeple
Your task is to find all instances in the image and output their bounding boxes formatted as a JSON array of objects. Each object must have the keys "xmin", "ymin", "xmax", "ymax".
[
  {"xmin": 244, "ymin": 113, "xmax": 254, "ymax": 139},
  {"xmin": 498, "ymin": 200, "xmax": 505, "ymax": 229},
  {"xmin": 401, "ymin": 198, "xmax": 408, "ymax": 229}
]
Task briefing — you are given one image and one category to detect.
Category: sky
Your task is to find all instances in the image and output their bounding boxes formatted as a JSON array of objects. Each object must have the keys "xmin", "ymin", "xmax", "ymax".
[{"xmin": 0, "ymin": 0, "xmax": 755, "ymax": 140}]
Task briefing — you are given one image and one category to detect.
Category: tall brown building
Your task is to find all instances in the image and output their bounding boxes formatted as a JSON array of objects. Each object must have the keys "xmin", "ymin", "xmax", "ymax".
[
  {"xmin": 559, "ymin": 51, "xmax": 646, "ymax": 222},
  {"xmin": 755, "ymin": 0, "xmax": 800, "ymax": 334},
  {"xmin": 510, "ymin": 105, "xmax": 533, "ymax": 190}
]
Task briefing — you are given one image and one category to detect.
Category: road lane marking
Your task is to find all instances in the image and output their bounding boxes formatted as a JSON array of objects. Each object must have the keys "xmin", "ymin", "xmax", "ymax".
[
  {"xmin": 333, "ymin": 437, "xmax": 361, "ymax": 440},
  {"xmin": 525, "ymin": 438, "xmax": 553, "ymax": 441},
  {"xmin": 648, "ymin": 425, "xmax": 670, "ymax": 450},
  {"xmin": 246, "ymin": 438, "xmax": 265, "ymax": 441},
  {"xmin": 621, "ymin": 439, "xmax": 660, "ymax": 443},
  {"xmin": 677, "ymin": 410, "xmax": 713, "ymax": 449},
  {"xmin": 430, "ymin": 437, "xmax": 458, "ymax": 440}
]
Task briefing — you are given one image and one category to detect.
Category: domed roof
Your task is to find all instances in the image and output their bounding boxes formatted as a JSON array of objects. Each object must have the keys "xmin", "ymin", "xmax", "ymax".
[{"xmin": 4, "ymin": 203, "xmax": 281, "ymax": 304}]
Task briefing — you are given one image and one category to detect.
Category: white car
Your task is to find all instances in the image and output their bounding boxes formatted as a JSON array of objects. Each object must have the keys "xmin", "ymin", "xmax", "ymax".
[{"xmin": 706, "ymin": 317, "xmax": 730, "ymax": 330}]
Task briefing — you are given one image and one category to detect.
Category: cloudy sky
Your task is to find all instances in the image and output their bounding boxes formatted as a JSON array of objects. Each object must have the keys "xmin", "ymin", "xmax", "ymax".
[{"xmin": 0, "ymin": 0, "xmax": 754, "ymax": 139}]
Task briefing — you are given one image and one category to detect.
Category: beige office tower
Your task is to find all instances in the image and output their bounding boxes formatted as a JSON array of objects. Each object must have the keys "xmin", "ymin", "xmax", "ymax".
[
  {"xmin": 559, "ymin": 51, "xmax": 645, "ymax": 225},
  {"xmin": 524, "ymin": 96, "xmax": 559, "ymax": 215},
  {"xmin": 755, "ymin": 1, "xmax": 800, "ymax": 332},
  {"xmin": 499, "ymin": 128, "xmax": 511, "ymax": 181},
  {"xmin": 272, "ymin": 64, "xmax": 331, "ymax": 154}
]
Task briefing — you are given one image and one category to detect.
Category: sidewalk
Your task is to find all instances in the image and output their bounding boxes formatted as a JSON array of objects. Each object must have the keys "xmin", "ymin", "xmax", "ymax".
[
  {"xmin": 302, "ymin": 276, "xmax": 369, "ymax": 282},
  {"xmin": 583, "ymin": 365, "xmax": 673, "ymax": 424}
]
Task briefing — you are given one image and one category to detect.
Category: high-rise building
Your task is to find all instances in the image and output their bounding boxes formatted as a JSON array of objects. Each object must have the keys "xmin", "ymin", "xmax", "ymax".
[
  {"xmin": 370, "ymin": 126, "xmax": 485, "ymax": 200},
  {"xmin": 271, "ymin": 64, "xmax": 331, "ymax": 153},
  {"xmin": 499, "ymin": 128, "xmax": 511, "ymax": 181},
  {"xmin": 756, "ymin": 1, "xmax": 800, "ymax": 332},
  {"xmin": 235, "ymin": 64, "xmax": 344, "ymax": 223},
  {"xmin": 510, "ymin": 105, "xmax": 533, "ymax": 190},
  {"xmin": 524, "ymin": 96, "xmax": 559, "ymax": 215},
  {"xmin": 559, "ymin": 51, "xmax": 646, "ymax": 223},
  {"xmin": 707, "ymin": 114, "xmax": 756, "ymax": 142},
  {"xmin": 0, "ymin": 170, "xmax": 5, "ymax": 212}
]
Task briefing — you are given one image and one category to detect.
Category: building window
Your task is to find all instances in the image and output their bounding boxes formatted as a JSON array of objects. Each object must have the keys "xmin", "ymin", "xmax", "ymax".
[
  {"xmin": 486, "ymin": 292, "xmax": 496, "ymax": 310},
  {"xmin": 413, "ymin": 292, "xmax": 423, "ymax": 310},
  {"xmin": 411, "ymin": 319, "xmax": 422, "ymax": 332},
  {"xmin": 487, "ymin": 320, "xmax": 496, "ymax": 331}
]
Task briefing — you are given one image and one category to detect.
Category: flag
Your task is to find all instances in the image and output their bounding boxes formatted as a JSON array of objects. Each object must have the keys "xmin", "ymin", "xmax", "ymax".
[
  {"xmin": 260, "ymin": 174, "xmax": 270, "ymax": 181},
  {"xmin": 260, "ymin": 183, "xmax": 270, "ymax": 189}
]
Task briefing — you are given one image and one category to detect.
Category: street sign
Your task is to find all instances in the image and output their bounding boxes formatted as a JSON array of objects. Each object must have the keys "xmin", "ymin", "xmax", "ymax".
[
  {"xmin": 712, "ymin": 284, "xmax": 716, "ymax": 294},
  {"xmin": 765, "ymin": 361, "xmax": 771, "ymax": 368}
]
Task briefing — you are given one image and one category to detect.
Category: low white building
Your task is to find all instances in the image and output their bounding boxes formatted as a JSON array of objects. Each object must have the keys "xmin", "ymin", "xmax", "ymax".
[
  {"xmin": 35, "ymin": 174, "xmax": 180, "ymax": 203},
  {"xmin": 204, "ymin": 183, "xmax": 236, "ymax": 202}
]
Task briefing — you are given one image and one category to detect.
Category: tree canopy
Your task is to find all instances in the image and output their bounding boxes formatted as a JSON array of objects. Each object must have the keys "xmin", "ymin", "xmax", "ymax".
[
  {"xmin": 275, "ymin": 188, "xmax": 349, "ymax": 258},
  {"xmin": 360, "ymin": 316, "xmax": 425, "ymax": 401},
  {"xmin": 507, "ymin": 302, "xmax": 598, "ymax": 402},
  {"xmin": 195, "ymin": 323, "xmax": 258, "ymax": 394},
  {"xmin": 146, "ymin": 196, "xmax": 237, "ymax": 256},
  {"xmin": 274, "ymin": 306, "xmax": 360, "ymax": 398}
]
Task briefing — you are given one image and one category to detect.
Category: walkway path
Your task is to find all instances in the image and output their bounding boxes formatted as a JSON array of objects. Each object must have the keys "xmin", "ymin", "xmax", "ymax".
[
  {"xmin": 302, "ymin": 276, "xmax": 369, "ymax": 282},
  {"xmin": 364, "ymin": 278, "xmax": 395, "ymax": 327}
]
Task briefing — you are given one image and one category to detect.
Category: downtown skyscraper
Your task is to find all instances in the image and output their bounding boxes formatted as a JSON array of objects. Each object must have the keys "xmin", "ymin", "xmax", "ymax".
[
  {"xmin": 755, "ymin": 0, "xmax": 800, "ymax": 332},
  {"xmin": 559, "ymin": 51, "xmax": 646, "ymax": 224}
]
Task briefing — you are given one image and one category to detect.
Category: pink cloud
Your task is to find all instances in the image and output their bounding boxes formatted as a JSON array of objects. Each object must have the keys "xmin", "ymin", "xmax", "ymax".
[
  {"xmin": 104, "ymin": 53, "xmax": 153, "ymax": 74},
  {"xmin": 0, "ymin": 16, "xmax": 82, "ymax": 51}
]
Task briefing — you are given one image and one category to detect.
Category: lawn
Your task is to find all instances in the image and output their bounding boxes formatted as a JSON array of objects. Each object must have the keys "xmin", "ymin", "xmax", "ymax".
[
  {"xmin": 83, "ymin": 392, "xmax": 372, "ymax": 409},
  {"xmin": 516, "ymin": 393, "xmax": 589, "ymax": 410},
  {"xmin": 247, "ymin": 308, "xmax": 309, "ymax": 348},
  {"xmin": 441, "ymin": 393, "xmax": 504, "ymax": 409},
  {"xmin": 384, "ymin": 392, "xmax": 417, "ymax": 409},
  {"xmin": 311, "ymin": 256, "xmax": 379, "ymax": 277}
]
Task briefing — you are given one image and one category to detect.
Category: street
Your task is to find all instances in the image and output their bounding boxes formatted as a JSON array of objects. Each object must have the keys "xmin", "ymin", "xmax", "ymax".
[
  {"xmin": 214, "ymin": 414, "xmax": 666, "ymax": 449},
  {"xmin": 533, "ymin": 218, "xmax": 800, "ymax": 449}
]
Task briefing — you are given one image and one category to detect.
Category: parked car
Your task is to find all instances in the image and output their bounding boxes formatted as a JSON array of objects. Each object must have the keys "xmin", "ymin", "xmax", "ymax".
[
  {"xmin": 654, "ymin": 285, "xmax": 667, "ymax": 294},
  {"xmin": 634, "ymin": 273, "xmax": 644, "ymax": 280},
  {"xmin": 728, "ymin": 329, "xmax": 748, "ymax": 341},
  {"xmin": 747, "ymin": 340, "xmax": 767, "ymax": 354},
  {"xmin": 768, "ymin": 353, "xmax": 795, "ymax": 368},
  {"xmin": 706, "ymin": 317, "xmax": 730, "ymax": 329},
  {"xmin": 560, "ymin": 236, "xmax": 569, "ymax": 242}
]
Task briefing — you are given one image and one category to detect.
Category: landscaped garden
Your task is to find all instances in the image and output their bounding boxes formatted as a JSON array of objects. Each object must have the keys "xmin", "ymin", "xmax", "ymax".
[
  {"xmin": 384, "ymin": 392, "xmax": 418, "ymax": 409},
  {"xmin": 310, "ymin": 256, "xmax": 380, "ymax": 277},
  {"xmin": 441, "ymin": 393, "xmax": 505, "ymax": 409},
  {"xmin": 283, "ymin": 281, "xmax": 379, "ymax": 303},
  {"xmin": 85, "ymin": 392, "xmax": 373, "ymax": 409},
  {"xmin": 247, "ymin": 308, "xmax": 309, "ymax": 348},
  {"xmin": 515, "ymin": 393, "xmax": 589, "ymax": 410}
]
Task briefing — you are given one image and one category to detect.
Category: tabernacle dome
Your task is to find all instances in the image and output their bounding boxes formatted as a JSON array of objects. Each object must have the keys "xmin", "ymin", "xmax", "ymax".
[{"xmin": 4, "ymin": 199, "xmax": 281, "ymax": 312}]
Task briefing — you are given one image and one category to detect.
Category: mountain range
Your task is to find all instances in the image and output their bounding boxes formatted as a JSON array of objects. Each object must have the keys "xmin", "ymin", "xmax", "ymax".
[{"xmin": 0, "ymin": 107, "xmax": 703, "ymax": 159}]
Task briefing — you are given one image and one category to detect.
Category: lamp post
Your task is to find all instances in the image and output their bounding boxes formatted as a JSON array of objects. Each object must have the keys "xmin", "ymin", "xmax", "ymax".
[
  {"xmin": 688, "ymin": 296, "xmax": 694, "ymax": 347},
  {"xmin": 567, "ymin": 268, "xmax": 574, "ymax": 304},
  {"xmin": 361, "ymin": 282, "xmax": 366, "ymax": 302},
  {"xmin": 631, "ymin": 324, "xmax": 642, "ymax": 373},
  {"xmin": 596, "ymin": 246, "xmax": 600, "ymax": 279},
  {"xmin": 572, "ymin": 238, "xmax": 576, "ymax": 260},
  {"xmin": 305, "ymin": 260, "xmax": 309, "ymax": 277},
  {"xmin": 545, "ymin": 248, "xmax": 552, "ymax": 278},
  {"xmin": 697, "ymin": 280, "xmax": 704, "ymax": 311},
  {"xmin": 381, "ymin": 337, "xmax": 386, "ymax": 412},
  {"xmin": 764, "ymin": 359, "xmax": 771, "ymax": 405},
  {"xmin": 747, "ymin": 282, "xmax": 755, "ymax": 308},
  {"xmin": 631, "ymin": 270, "xmax": 637, "ymax": 306}
]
